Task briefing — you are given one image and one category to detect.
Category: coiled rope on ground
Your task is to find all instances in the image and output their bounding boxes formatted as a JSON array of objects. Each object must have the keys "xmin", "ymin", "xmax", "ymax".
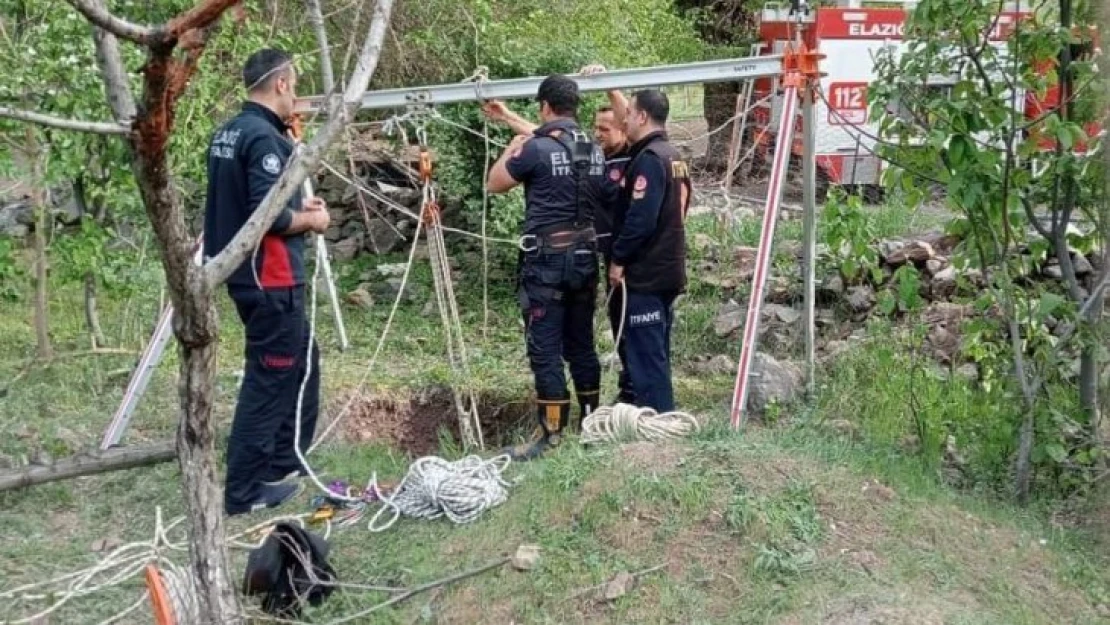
[
  {"xmin": 581, "ymin": 404, "xmax": 700, "ymax": 445},
  {"xmin": 367, "ymin": 455, "xmax": 512, "ymax": 532}
]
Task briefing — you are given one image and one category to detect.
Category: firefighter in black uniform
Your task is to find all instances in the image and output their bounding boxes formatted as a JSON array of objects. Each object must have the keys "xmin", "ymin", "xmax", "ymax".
[
  {"xmin": 608, "ymin": 89, "xmax": 692, "ymax": 412},
  {"xmin": 484, "ymin": 65, "xmax": 636, "ymax": 405},
  {"xmin": 203, "ymin": 49, "xmax": 331, "ymax": 516},
  {"xmin": 486, "ymin": 74, "xmax": 606, "ymax": 460},
  {"xmin": 580, "ymin": 65, "xmax": 636, "ymax": 404}
]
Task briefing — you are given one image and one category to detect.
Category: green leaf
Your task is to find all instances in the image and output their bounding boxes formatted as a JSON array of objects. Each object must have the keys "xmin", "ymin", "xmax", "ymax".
[
  {"xmin": 1055, "ymin": 125, "xmax": 1075, "ymax": 151},
  {"xmin": 1045, "ymin": 443, "xmax": 1067, "ymax": 463},
  {"xmin": 1035, "ymin": 293, "xmax": 1064, "ymax": 321},
  {"xmin": 877, "ymin": 291, "xmax": 897, "ymax": 316}
]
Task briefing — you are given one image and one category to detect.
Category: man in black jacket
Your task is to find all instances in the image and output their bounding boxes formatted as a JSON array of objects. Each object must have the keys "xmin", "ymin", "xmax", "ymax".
[
  {"xmin": 483, "ymin": 65, "xmax": 636, "ymax": 406},
  {"xmin": 204, "ymin": 49, "xmax": 330, "ymax": 515},
  {"xmin": 486, "ymin": 75, "xmax": 605, "ymax": 460},
  {"xmin": 608, "ymin": 89, "xmax": 692, "ymax": 412}
]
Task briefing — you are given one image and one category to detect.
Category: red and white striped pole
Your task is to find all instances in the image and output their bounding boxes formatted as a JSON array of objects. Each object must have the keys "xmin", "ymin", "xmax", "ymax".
[{"xmin": 729, "ymin": 87, "xmax": 800, "ymax": 429}]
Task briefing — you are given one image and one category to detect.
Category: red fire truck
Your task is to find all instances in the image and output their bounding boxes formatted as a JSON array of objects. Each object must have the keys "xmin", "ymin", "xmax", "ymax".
[{"xmin": 747, "ymin": 0, "xmax": 1100, "ymax": 198}]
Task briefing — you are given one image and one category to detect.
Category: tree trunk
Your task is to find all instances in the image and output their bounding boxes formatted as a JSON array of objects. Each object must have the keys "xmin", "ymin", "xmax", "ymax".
[
  {"xmin": 85, "ymin": 272, "xmax": 106, "ymax": 348},
  {"xmin": 0, "ymin": 440, "xmax": 175, "ymax": 492},
  {"xmin": 1009, "ymin": 312, "xmax": 1038, "ymax": 504},
  {"xmin": 702, "ymin": 81, "xmax": 741, "ymax": 172},
  {"xmin": 175, "ymin": 305, "xmax": 241, "ymax": 623},
  {"xmin": 133, "ymin": 146, "xmax": 242, "ymax": 620},
  {"xmin": 28, "ymin": 137, "xmax": 52, "ymax": 360},
  {"xmin": 73, "ymin": 176, "xmax": 106, "ymax": 348}
]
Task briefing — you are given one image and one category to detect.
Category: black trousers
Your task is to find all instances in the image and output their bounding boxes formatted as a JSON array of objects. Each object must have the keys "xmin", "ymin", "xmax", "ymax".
[
  {"xmin": 605, "ymin": 281, "xmax": 635, "ymax": 404},
  {"xmin": 225, "ymin": 286, "xmax": 320, "ymax": 513},
  {"xmin": 518, "ymin": 247, "xmax": 601, "ymax": 412}
]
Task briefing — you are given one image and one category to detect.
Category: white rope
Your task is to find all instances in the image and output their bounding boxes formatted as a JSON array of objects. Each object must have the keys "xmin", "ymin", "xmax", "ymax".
[
  {"xmin": 308, "ymin": 197, "xmax": 426, "ymax": 452},
  {"xmin": 580, "ymin": 404, "xmax": 700, "ymax": 445},
  {"xmin": 158, "ymin": 559, "xmax": 201, "ymax": 625},
  {"xmin": 600, "ymin": 277, "xmax": 628, "ymax": 381},
  {"xmin": 366, "ymin": 455, "xmax": 512, "ymax": 532},
  {"xmin": 671, "ymin": 91, "xmax": 775, "ymax": 148},
  {"xmin": 318, "ymin": 159, "xmax": 521, "ymax": 247},
  {"xmin": 419, "ymin": 128, "xmax": 484, "ymax": 450},
  {"xmin": 0, "ymin": 505, "xmax": 330, "ymax": 624}
]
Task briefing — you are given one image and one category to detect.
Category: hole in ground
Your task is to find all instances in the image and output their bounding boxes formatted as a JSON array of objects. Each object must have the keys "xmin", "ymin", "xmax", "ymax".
[{"xmin": 327, "ymin": 386, "xmax": 537, "ymax": 456}]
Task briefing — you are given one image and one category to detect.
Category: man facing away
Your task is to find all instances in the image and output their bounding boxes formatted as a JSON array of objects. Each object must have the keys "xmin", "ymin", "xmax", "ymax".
[
  {"xmin": 203, "ymin": 48, "xmax": 331, "ymax": 515},
  {"xmin": 608, "ymin": 89, "xmax": 692, "ymax": 413},
  {"xmin": 483, "ymin": 64, "xmax": 636, "ymax": 405},
  {"xmin": 485, "ymin": 74, "xmax": 606, "ymax": 460}
]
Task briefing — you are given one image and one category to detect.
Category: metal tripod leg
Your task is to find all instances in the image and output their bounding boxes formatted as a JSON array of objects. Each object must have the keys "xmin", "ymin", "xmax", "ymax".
[{"xmin": 100, "ymin": 242, "xmax": 203, "ymax": 450}]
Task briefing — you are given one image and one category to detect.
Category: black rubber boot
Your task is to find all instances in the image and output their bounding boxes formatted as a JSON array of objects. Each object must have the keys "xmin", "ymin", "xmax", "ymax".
[
  {"xmin": 574, "ymin": 390, "xmax": 600, "ymax": 433},
  {"xmin": 505, "ymin": 400, "xmax": 569, "ymax": 462}
]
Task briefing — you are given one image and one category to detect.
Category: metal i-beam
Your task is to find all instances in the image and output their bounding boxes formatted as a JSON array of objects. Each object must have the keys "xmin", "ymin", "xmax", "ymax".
[{"xmin": 296, "ymin": 56, "xmax": 784, "ymax": 114}]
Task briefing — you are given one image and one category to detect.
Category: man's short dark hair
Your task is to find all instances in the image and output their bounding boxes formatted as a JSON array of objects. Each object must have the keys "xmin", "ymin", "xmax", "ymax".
[
  {"xmin": 631, "ymin": 90, "xmax": 669, "ymax": 126},
  {"xmin": 243, "ymin": 49, "xmax": 293, "ymax": 93},
  {"xmin": 537, "ymin": 74, "xmax": 579, "ymax": 117}
]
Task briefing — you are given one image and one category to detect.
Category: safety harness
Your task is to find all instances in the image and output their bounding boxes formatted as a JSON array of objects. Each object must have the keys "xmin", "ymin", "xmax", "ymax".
[
  {"xmin": 517, "ymin": 126, "xmax": 600, "ymax": 309},
  {"xmin": 520, "ymin": 126, "xmax": 598, "ymax": 254}
]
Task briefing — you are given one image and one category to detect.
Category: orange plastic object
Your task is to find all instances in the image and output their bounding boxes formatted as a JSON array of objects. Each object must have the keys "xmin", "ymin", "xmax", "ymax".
[
  {"xmin": 781, "ymin": 42, "xmax": 826, "ymax": 88},
  {"xmin": 145, "ymin": 564, "xmax": 176, "ymax": 625},
  {"xmin": 419, "ymin": 149, "xmax": 433, "ymax": 183},
  {"xmin": 288, "ymin": 113, "xmax": 305, "ymax": 141}
]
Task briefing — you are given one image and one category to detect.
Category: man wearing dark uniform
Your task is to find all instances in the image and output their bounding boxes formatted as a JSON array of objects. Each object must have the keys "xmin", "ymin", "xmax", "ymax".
[
  {"xmin": 608, "ymin": 89, "xmax": 692, "ymax": 413},
  {"xmin": 580, "ymin": 64, "xmax": 637, "ymax": 405},
  {"xmin": 204, "ymin": 49, "xmax": 331, "ymax": 515},
  {"xmin": 484, "ymin": 65, "xmax": 637, "ymax": 406},
  {"xmin": 486, "ymin": 74, "xmax": 606, "ymax": 460}
]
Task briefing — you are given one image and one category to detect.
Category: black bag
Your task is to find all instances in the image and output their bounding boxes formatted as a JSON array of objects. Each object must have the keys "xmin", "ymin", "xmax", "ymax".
[{"xmin": 242, "ymin": 522, "xmax": 337, "ymax": 617}]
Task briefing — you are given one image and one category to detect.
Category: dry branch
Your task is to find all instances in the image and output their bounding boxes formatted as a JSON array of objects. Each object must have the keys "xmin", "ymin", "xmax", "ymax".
[
  {"xmin": 0, "ymin": 441, "xmax": 176, "ymax": 492},
  {"xmin": 62, "ymin": 0, "xmax": 156, "ymax": 44},
  {"xmin": 306, "ymin": 0, "xmax": 337, "ymax": 93},
  {"xmin": 0, "ymin": 105, "xmax": 129, "ymax": 135},
  {"xmin": 89, "ymin": 0, "xmax": 138, "ymax": 122}
]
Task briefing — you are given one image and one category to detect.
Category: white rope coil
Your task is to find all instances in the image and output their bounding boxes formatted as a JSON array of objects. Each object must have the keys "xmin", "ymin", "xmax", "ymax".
[
  {"xmin": 581, "ymin": 404, "xmax": 700, "ymax": 445},
  {"xmin": 368, "ymin": 455, "xmax": 512, "ymax": 532},
  {"xmin": 157, "ymin": 560, "xmax": 201, "ymax": 625}
]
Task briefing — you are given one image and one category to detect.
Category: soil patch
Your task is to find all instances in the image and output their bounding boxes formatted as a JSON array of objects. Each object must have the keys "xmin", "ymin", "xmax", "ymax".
[
  {"xmin": 618, "ymin": 441, "xmax": 685, "ymax": 474},
  {"xmin": 328, "ymin": 386, "xmax": 534, "ymax": 455}
]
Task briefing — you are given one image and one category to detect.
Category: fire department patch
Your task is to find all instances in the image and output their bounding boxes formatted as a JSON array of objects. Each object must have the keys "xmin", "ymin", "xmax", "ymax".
[
  {"xmin": 633, "ymin": 175, "xmax": 648, "ymax": 191},
  {"xmin": 262, "ymin": 154, "xmax": 281, "ymax": 175}
]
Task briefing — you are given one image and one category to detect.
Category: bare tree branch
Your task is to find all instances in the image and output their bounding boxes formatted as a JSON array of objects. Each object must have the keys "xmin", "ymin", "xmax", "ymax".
[
  {"xmin": 165, "ymin": 0, "xmax": 242, "ymax": 40},
  {"xmin": 204, "ymin": 0, "xmax": 395, "ymax": 289},
  {"xmin": 89, "ymin": 0, "xmax": 138, "ymax": 124},
  {"xmin": 306, "ymin": 0, "xmax": 336, "ymax": 93},
  {"xmin": 0, "ymin": 104, "xmax": 129, "ymax": 135},
  {"xmin": 64, "ymin": 0, "xmax": 239, "ymax": 47},
  {"xmin": 62, "ymin": 0, "xmax": 155, "ymax": 44}
]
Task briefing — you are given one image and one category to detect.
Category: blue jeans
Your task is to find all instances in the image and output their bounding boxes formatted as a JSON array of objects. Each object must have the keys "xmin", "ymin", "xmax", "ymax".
[{"xmin": 622, "ymin": 290, "xmax": 677, "ymax": 412}]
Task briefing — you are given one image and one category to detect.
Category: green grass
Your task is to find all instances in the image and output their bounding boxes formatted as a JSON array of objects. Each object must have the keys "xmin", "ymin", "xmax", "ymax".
[{"xmin": 0, "ymin": 207, "xmax": 1107, "ymax": 623}]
